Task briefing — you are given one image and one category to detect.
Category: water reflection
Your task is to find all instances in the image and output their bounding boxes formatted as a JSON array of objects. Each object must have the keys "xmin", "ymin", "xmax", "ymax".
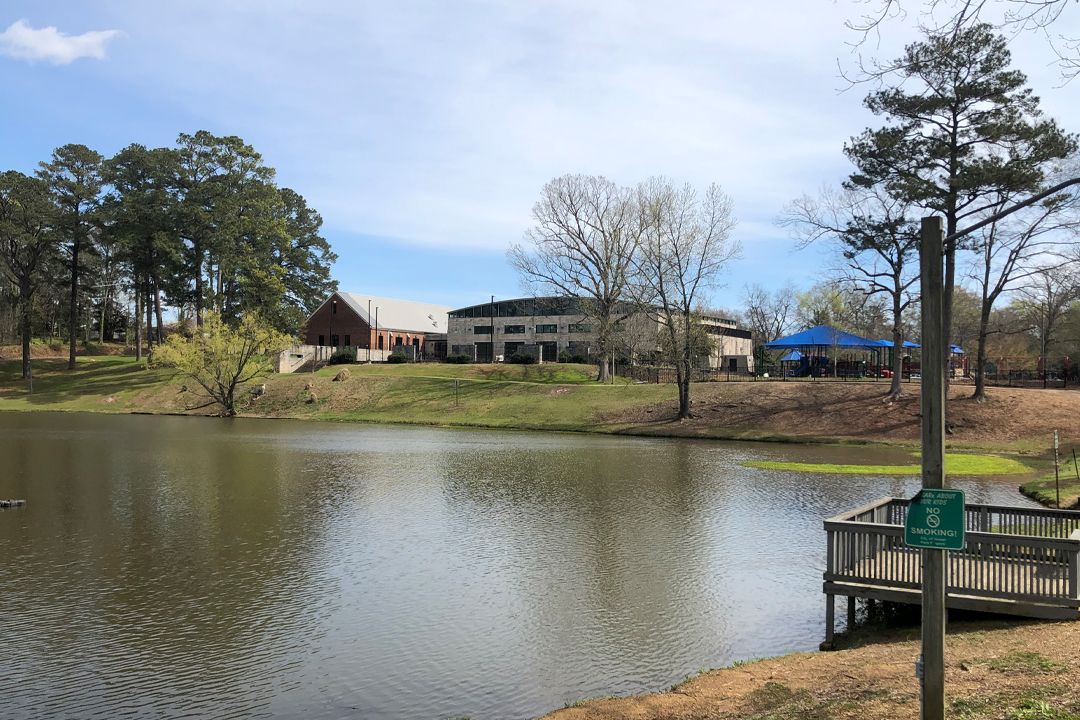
[{"xmin": 0, "ymin": 413, "xmax": 1037, "ymax": 719}]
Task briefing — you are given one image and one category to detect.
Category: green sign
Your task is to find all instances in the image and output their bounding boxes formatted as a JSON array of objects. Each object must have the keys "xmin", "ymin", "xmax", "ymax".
[{"xmin": 904, "ymin": 489, "xmax": 966, "ymax": 550}]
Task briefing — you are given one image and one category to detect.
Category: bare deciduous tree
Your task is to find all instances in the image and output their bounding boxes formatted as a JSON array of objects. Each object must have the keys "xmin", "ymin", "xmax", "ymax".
[
  {"xmin": 845, "ymin": 0, "xmax": 1079, "ymax": 80},
  {"xmin": 508, "ymin": 174, "xmax": 635, "ymax": 381},
  {"xmin": 1015, "ymin": 264, "xmax": 1080, "ymax": 386},
  {"xmin": 966, "ymin": 190, "xmax": 1080, "ymax": 399},
  {"xmin": 782, "ymin": 186, "xmax": 920, "ymax": 399},
  {"xmin": 743, "ymin": 283, "xmax": 797, "ymax": 343},
  {"xmin": 633, "ymin": 178, "xmax": 739, "ymax": 419}
]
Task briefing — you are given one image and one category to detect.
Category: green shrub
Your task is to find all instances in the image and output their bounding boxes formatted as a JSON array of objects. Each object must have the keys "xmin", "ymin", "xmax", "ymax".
[
  {"xmin": 558, "ymin": 353, "xmax": 587, "ymax": 364},
  {"xmin": 327, "ymin": 349, "xmax": 355, "ymax": 365},
  {"xmin": 508, "ymin": 353, "xmax": 536, "ymax": 365},
  {"xmin": 445, "ymin": 354, "xmax": 471, "ymax": 364},
  {"xmin": 386, "ymin": 353, "xmax": 409, "ymax": 364},
  {"xmin": 47, "ymin": 340, "xmax": 63, "ymax": 352}
]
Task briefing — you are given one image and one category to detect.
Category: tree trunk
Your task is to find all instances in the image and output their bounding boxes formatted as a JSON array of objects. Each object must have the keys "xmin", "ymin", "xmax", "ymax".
[
  {"xmin": 223, "ymin": 383, "xmax": 236, "ymax": 417},
  {"xmin": 154, "ymin": 277, "xmax": 164, "ymax": 342},
  {"xmin": 677, "ymin": 363, "xmax": 691, "ymax": 419},
  {"xmin": 99, "ymin": 288, "xmax": 107, "ymax": 345},
  {"xmin": 19, "ymin": 282, "xmax": 32, "ymax": 380},
  {"xmin": 68, "ymin": 235, "xmax": 80, "ymax": 370},
  {"xmin": 888, "ymin": 322, "xmax": 903, "ymax": 400},
  {"xmin": 145, "ymin": 284, "xmax": 154, "ymax": 355},
  {"xmin": 134, "ymin": 278, "xmax": 142, "ymax": 362},
  {"xmin": 216, "ymin": 262, "xmax": 224, "ymax": 314},
  {"xmin": 1041, "ymin": 331, "xmax": 1049, "ymax": 389},
  {"xmin": 973, "ymin": 308, "xmax": 991, "ymax": 401},
  {"xmin": 194, "ymin": 241, "xmax": 204, "ymax": 327}
]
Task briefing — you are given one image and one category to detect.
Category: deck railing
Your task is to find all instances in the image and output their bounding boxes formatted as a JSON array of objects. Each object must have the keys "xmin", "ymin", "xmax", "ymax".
[{"xmin": 824, "ymin": 497, "xmax": 1080, "ymax": 608}]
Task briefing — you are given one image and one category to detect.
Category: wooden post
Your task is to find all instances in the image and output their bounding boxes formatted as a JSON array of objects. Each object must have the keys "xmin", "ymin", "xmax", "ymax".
[
  {"xmin": 920, "ymin": 216, "xmax": 947, "ymax": 720},
  {"xmin": 1069, "ymin": 530, "xmax": 1080, "ymax": 600},
  {"xmin": 824, "ymin": 593, "xmax": 835, "ymax": 647}
]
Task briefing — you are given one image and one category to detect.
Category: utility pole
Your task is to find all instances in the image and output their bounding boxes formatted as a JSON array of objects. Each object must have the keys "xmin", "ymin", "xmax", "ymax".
[
  {"xmin": 919, "ymin": 215, "xmax": 946, "ymax": 720},
  {"xmin": 368, "ymin": 299, "xmax": 372, "ymax": 363}
]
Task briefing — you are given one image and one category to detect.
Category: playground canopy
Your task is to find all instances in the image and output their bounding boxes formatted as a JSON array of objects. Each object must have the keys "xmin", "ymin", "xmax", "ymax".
[
  {"xmin": 764, "ymin": 325, "xmax": 964, "ymax": 355},
  {"xmin": 765, "ymin": 325, "xmax": 881, "ymax": 350}
]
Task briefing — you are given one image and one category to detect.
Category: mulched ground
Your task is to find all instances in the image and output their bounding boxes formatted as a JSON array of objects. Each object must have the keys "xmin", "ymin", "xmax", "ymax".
[{"xmin": 606, "ymin": 381, "xmax": 1080, "ymax": 449}]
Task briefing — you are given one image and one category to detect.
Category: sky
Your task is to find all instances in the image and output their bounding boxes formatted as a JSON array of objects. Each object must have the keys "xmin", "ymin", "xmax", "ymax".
[{"xmin": 2, "ymin": 1, "xmax": 1078, "ymax": 314}]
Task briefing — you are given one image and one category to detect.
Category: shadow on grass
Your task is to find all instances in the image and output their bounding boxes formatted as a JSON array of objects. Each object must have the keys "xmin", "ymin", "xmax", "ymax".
[{"xmin": 0, "ymin": 358, "xmax": 171, "ymax": 406}]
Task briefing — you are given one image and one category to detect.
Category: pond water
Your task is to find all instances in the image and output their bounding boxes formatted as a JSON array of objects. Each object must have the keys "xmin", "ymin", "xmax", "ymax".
[{"xmin": 0, "ymin": 412, "xmax": 1037, "ymax": 719}]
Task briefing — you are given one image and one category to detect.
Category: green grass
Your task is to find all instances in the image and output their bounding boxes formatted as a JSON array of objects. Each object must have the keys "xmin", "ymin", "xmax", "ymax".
[
  {"xmin": 316, "ymin": 361, "xmax": 624, "ymax": 385},
  {"xmin": 987, "ymin": 651, "xmax": 1068, "ymax": 675},
  {"xmin": 954, "ymin": 686, "xmax": 1080, "ymax": 720},
  {"xmin": 744, "ymin": 453, "xmax": 1033, "ymax": 476},
  {"xmin": 1021, "ymin": 450, "xmax": 1080, "ymax": 509},
  {"xmin": 0, "ymin": 356, "xmax": 173, "ymax": 412},
  {"xmin": 306, "ymin": 373, "xmax": 671, "ymax": 431}
]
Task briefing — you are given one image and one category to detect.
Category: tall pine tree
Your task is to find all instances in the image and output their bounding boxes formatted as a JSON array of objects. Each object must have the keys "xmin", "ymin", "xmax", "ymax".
[{"xmin": 846, "ymin": 24, "xmax": 1076, "ymax": 378}]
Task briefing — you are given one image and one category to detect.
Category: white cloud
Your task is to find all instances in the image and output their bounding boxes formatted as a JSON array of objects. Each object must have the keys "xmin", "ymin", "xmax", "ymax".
[{"xmin": 0, "ymin": 19, "xmax": 120, "ymax": 64}]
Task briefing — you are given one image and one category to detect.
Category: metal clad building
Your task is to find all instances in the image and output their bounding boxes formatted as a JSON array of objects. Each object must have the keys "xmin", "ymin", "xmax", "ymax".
[{"xmin": 446, "ymin": 296, "xmax": 754, "ymax": 370}]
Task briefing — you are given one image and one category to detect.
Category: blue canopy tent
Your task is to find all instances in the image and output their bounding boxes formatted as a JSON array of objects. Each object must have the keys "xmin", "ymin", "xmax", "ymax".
[
  {"xmin": 764, "ymin": 325, "xmax": 882, "ymax": 378},
  {"xmin": 765, "ymin": 325, "xmax": 881, "ymax": 350}
]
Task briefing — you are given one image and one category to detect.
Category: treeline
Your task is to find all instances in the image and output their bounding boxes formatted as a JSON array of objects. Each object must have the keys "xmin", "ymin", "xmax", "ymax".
[
  {"xmin": 0, "ymin": 131, "xmax": 338, "ymax": 378},
  {"xmin": 771, "ymin": 23, "xmax": 1080, "ymax": 400},
  {"xmin": 744, "ymin": 280, "xmax": 1080, "ymax": 384}
]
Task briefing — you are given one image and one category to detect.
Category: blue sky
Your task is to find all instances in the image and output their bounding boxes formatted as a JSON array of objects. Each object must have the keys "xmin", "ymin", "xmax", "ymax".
[{"xmin": 2, "ymin": 1, "xmax": 1077, "ymax": 314}]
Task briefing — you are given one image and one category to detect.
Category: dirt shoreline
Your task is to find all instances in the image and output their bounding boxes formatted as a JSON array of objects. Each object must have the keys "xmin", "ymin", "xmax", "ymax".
[{"xmin": 543, "ymin": 619, "xmax": 1080, "ymax": 720}]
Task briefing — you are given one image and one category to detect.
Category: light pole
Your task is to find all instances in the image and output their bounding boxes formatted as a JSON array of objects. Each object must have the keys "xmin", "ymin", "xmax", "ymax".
[
  {"xmin": 375, "ymin": 306, "xmax": 380, "ymax": 361},
  {"xmin": 368, "ymin": 299, "xmax": 372, "ymax": 363}
]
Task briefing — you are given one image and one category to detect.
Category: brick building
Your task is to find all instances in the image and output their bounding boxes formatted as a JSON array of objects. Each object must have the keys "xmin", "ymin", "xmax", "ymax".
[{"xmin": 303, "ymin": 292, "xmax": 449, "ymax": 358}]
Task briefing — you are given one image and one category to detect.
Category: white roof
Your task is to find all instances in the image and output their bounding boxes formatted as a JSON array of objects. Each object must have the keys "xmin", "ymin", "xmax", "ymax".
[{"xmin": 333, "ymin": 293, "xmax": 449, "ymax": 334}]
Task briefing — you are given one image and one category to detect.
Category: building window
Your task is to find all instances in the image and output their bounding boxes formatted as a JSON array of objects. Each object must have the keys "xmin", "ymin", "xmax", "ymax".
[
  {"xmin": 318, "ymin": 335, "xmax": 325, "ymax": 346},
  {"xmin": 474, "ymin": 325, "xmax": 492, "ymax": 335},
  {"xmin": 504, "ymin": 325, "xmax": 525, "ymax": 334},
  {"xmin": 504, "ymin": 342, "xmax": 524, "ymax": 356},
  {"xmin": 395, "ymin": 336, "xmax": 403, "ymax": 346},
  {"xmin": 344, "ymin": 335, "xmax": 351, "ymax": 346},
  {"xmin": 569, "ymin": 323, "xmax": 592, "ymax": 333},
  {"xmin": 535, "ymin": 324, "xmax": 557, "ymax": 334},
  {"xmin": 331, "ymin": 299, "xmax": 338, "ymax": 315},
  {"xmin": 330, "ymin": 334, "xmax": 339, "ymax": 347},
  {"xmin": 378, "ymin": 335, "xmax": 384, "ymax": 350}
]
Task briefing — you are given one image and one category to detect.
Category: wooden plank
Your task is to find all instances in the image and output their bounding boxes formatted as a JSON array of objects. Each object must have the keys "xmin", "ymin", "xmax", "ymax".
[{"xmin": 823, "ymin": 581, "xmax": 1080, "ymax": 620}]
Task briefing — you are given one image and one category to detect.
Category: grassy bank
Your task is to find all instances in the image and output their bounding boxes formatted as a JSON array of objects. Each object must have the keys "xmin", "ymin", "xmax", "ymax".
[
  {"xmin": 544, "ymin": 618, "xmax": 1080, "ymax": 720},
  {"xmin": 1021, "ymin": 451, "xmax": 1080, "ymax": 509},
  {"xmin": 1, "ymin": 357, "xmax": 1077, "ymax": 456},
  {"xmin": 745, "ymin": 454, "xmax": 1033, "ymax": 476}
]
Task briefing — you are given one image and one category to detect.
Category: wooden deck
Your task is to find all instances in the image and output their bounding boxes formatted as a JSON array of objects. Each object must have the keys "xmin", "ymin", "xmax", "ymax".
[{"xmin": 823, "ymin": 497, "xmax": 1080, "ymax": 643}]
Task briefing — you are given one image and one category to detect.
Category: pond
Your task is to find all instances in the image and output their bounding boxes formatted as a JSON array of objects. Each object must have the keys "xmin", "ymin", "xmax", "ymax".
[{"xmin": 0, "ymin": 412, "xmax": 1037, "ymax": 719}]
